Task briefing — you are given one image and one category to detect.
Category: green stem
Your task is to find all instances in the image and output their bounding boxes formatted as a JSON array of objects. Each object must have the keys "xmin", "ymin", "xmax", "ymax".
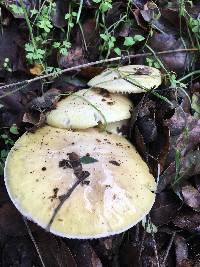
[
  {"xmin": 19, "ymin": 0, "xmax": 46, "ymax": 73},
  {"xmin": 178, "ymin": 70, "xmax": 200, "ymax": 82},
  {"xmin": 19, "ymin": 0, "xmax": 37, "ymax": 50},
  {"xmin": 76, "ymin": 0, "xmax": 83, "ymax": 23},
  {"xmin": 145, "ymin": 44, "xmax": 168, "ymax": 74}
]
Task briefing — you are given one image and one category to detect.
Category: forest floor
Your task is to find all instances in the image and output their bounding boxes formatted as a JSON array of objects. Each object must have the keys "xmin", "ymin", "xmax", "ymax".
[{"xmin": 0, "ymin": 0, "xmax": 200, "ymax": 266}]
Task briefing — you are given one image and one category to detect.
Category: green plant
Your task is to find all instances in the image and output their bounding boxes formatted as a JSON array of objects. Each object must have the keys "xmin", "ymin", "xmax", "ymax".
[
  {"xmin": 179, "ymin": 0, "xmax": 200, "ymax": 49},
  {"xmin": 16, "ymin": 0, "xmax": 81, "ymax": 70},
  {"xmin": 93, "ymin": 0, "xmax": 113, "ymax": 13},
  {"xmin": 100, "ymin": 33, "xmax": 117, "ymax": 57},
  {"xmin": 52, "ymin": 41, "xmax": 71, "ymax": 56},
  {"xmin": 189, "ymin": 17, "xmax": 200, "ymax": 34},
  {"xmin": 25, "ymin": 43, "xmax": 46, "ymax": 63},
  {"xmin": 9, "ymin": 4, "xmax": 23, "ymax": 15},
  {"xmin": 146, "ymin": 57, "xmax": 161, "ymax": 69},
  {"xmin": 3, "ymin": 58, "xmax": 12, "ymax": 72},
  {"xmin": 0, "ymin": 125, "xmax": 19, "ymax": 175},
  {"xmin": 124, "ymin": 35, "xmax": 145, "ymax": 47}
]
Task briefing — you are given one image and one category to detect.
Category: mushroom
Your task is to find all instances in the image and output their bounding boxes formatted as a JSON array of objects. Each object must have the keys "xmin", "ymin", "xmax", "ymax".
[
  {"xmin": 88, "ymin": 65, "xmax": 162, "ymax": 93},
  {"xmin": 4, "ymin": 126, "xmax": 156, "ymax": 239},
  {"xmin": 100, "ymin": 119, "xmax": 129, "ymax": 136},
  {"xmin": 46, "ymin": 88, "xmax": 133, "ymax": 129}
]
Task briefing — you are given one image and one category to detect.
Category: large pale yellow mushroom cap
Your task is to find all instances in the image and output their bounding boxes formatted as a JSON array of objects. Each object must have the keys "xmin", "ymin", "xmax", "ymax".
[
  {"xmin": 46, "ymin": 89, "xmax": 133, "ymax": 129},
  {"xmin": 4, "ymin": 126, "xmax": 156, "ymax": 239},
  {"xmin": 88, "ymin": 65, "xmax": 162, "ymax": 94}
]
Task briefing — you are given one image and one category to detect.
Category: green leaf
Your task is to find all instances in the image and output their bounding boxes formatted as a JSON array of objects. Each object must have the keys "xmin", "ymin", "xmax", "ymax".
[
  {"xmin": 53, "ymin": 42, "xmax": 61, "ymax": 48},
  {"xmin": 1, "ymin": 134, "xmax": 8, "ymax": 139},
  {"xmin": 110, "ymin": 36, "xmax": 116, "ymax": 42},
  {"xmin": 80, "ymin": 156, "xmax": 98, "ymax": 164},
  {"xmin": 25, "ymin": 43, "xmax": 35, "ymax": 52},
  {"xmin": 0, "ymin": 161, "xmax": 4, "ymax": 176},
  {"xmin": 63, "ymin": 41, "xmax": 71, "ymax": 48},
  {"xmin": 92, "ymin": 0, "xmax": 102, "ymax": 3},
  {"xmin": 124, "ymin": 36, "xmax": 135, "ymax": 46},
  {"xmin": 65, "ymin": 13, "xmax": 71, "ymax": 20},
  {"xmin": 114, "ymin": 47, "xmax": 121, "ymax": 56},
  {"xmin": 69, "ymin": 22, "xmax": 74, "ymax": 28},
  {"xmin": 60, "ymin": 48, "xmax": 68, "ymax": 56},
  {"xmin": 10, "ymin": 4, "xmax": 23, "ymax": 15},
  {"xmin": 10, "ymin": 125, "xmax": 19, "ymax": 135},
  {"xmin": 100, "ymin": 33, "xmax": 109, "ymax": 41},
  {"xmin": 134, "ymin": 34, "xmax": 145, "ymax": 42},
  {"xmin": 108, "ymin": 41, "xmax": 114, "ymax": 49},
  {"xmin": 72, "ymin": 12, "xmax": 77, "ymax": 17},
  {"xmin": 37, "ymin": 49, "xmax": 45, "ymax": 55},
  {"xmin": 1, "ymin": 149, "xmax": 9, "ymax": 158},
  {"xmin": 100, "ymin": 2, "xmax": 112, "ymax": 12},
  {"xmin": 30, "ymin": 8, "xmax": 38, "ymax": 16}
]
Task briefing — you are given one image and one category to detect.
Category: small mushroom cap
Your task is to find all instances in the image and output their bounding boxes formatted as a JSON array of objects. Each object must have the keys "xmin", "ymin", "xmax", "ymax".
[
  {"xmin": 5, "ymin": 126, "xmax": 156, "ymax": 239},
  {"xmin": 88, "ymin": 65, "xmax": 162, "ymax": 93},
  {"xmin": 46, "ymin": 89, "xmax": 133, "ymax": 129},
  {"xmin": 103, "ymin": 119, "xmax": 129, "ymax": 136}
]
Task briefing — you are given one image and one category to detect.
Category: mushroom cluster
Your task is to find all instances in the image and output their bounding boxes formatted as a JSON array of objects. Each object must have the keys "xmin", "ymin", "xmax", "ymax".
[{"xmin": 4, "ymin": 65, "xmax": 161, "ymax": 239}]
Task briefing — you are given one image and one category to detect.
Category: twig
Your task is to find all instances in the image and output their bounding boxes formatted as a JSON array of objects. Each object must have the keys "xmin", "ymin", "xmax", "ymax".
[
  {"xmin": 151, "ymin": 231, "xmax": 160, "ymax": 267},
  {"xmin": 0, "ymin": 48, "xmax": 198, "ymax": 98},
  {"xmin": 46, "ymin": 153, "xmax": 90, "ymax": 231},
  {"xmin": 46, "ymin": 174, "xmax": 89, "ymax": 231},
  {"xmin": 162, "ymin": 232, "xmax": 176, "ymax": 267},
  {"xmin": 138, "ymin": 229, "xmax": 146, "ymax": 261},
  {"xmin": 148, "ymin": 217, "xmax": 160, "ymax": 267},
  {"xmin": 23, "ymin": 217, "xmax": 46, "ymax": 267}
]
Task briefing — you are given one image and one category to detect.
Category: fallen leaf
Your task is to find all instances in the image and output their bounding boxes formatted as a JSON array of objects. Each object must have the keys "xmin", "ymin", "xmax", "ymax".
[
  {"xmin": 68, "ymin": 241, "xmax": 102, "ymax": 267},
  {"xmin": 132, "ymin": 0, "xmax": 147, "ymax": 10},
  {"xmin": 134, "ymin": 125, "xmax": 147, "ymax": 160},
  {"xmin": 0, "ymin": 25, "xmax": 25, "ymax": 73},
  {"xmin": 157, "ymin": 150, "xmax": 200, "ymax": 192},
  {"xmin": 80, "ymin": 67, "xmax": 105, "ymax": 79},
  {"xmin": 52, "ymin": 74, "xmax": 87, "ymax": 92},
  {"xmin": 0, "ymin": 203, "xmax": 26, "ymax": 237},
  {"xmin": 151, "ymin": 191, "xmax": 182, "ymax": 226},
  {"xmin": 173, "ymin": 209, "xmax": 200, "ymax": 233},
  {"xmin": 164, "ymin": 106, "xmax": 200, "ymax": 161},
  {"xmin": 26, "ymin": 88, "xmax": 60, "ymax": 111},
  {"xmin": 149, "ymin": 33, "xmax": 190, "ymax": 74},
  {"xmin": 2, "ymin": 237, "xmax": 40, "ymax": 266},
  {"xmin": 75, "ymin": 18, "xmax": 100, "ymax": 61},
  {"xmin": 192, "ymin": 92, "xmax": 200, "ymax": 119},
  {"xmin": 59, "ymin": 46, "xmax": 88, "ymax": 69},
  {"xmin": 33, "ymin": 229, "xmax": 77, "ymax": 267},
  {"xmin": 181, "ymin": 183, "xmax": 200, "ymax": 210},
  {"xmin": 52, "ymin": 0, "xmax": 69, "ymax": 28},
  {"xmin": 174, "ymin": 235, "xmax": 190, "ymax": 267},
  {"xmin": 80, "ymin": 156, "xmax": 98, "ymax": 164},
  {"xmin": 29, "ymin": 64, "xmax": 44, "ymax": 76}
]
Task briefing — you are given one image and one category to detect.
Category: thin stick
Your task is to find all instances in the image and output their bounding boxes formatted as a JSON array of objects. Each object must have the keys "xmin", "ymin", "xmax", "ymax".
[
  {"xmin": 0, "ymin": 48, "xmax": 198, "ymax": 96},
  {"xmin": 23, "ymin": 217, "xmax": 46, "ymax": 267},
  {"xmin": 148, "ymin": 217, "xmax": 160, "ymax": 267},
  {"xmin": 162, "ymin": 232, "xmax": 176, "ymax": 267}
]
